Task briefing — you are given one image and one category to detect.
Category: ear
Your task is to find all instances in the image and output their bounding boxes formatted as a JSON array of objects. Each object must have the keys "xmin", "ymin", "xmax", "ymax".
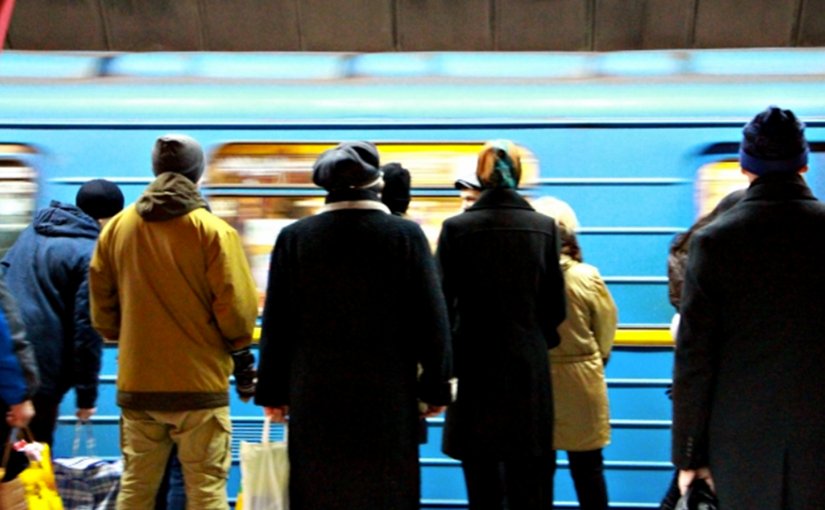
[{"xmin": 740, "ymin": 167, "xmax": 759, "ymax": 183}]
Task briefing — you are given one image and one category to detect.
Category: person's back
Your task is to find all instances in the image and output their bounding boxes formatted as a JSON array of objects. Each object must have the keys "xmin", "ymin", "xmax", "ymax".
[
  {"xmin": 1, "ymin": 179, "xmax": 123, "ymax": 445},
  {"xmin": 673, "ymin": 106, "xmax": 825, "ymax": 508},
  {"xmin": 255, "ymin": 142, "xmax": 453, "ymax": 510},
  {"xmin": 89, "ymin": 134, "xmax": 258, "ymax": 510},
  {"xmin": 95, "ymin": 204, "xmax": 252, "ymax": 400},
  {"xmin": 682, "ymin": 182, "xmax": 825, "ymax": 426},
  {"xmin": 437, "ymin": 140, "xmax": 566, "ymax": 510}
]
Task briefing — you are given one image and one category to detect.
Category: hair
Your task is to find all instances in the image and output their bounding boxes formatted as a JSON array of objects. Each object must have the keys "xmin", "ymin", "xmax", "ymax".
[
  {"xmin": 671, "ymin": 188, "xmax": 747, "ymax": 253},
  {"xmin": 558, "ymin": 223, "xmax": 583, "ymax": 262},
  {"xmin": 476, "ymin": 140, "xmax": 522, "ymax": 189}
]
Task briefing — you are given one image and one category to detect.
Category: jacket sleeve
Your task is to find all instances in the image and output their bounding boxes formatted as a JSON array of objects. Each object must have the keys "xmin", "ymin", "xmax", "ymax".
[
  {"xmin": 205, "ymin": 227, "xmax": 259, "ymax": 352},
  {"xmin": 411, "ymin": 227, "xmax": 454, "ymax": 406},
  {"xmin": 671, "ymin": 233, "xmax": 717, "ymax": 469},
  {"xmin": 586, "ymin": 268, "xmax": 618, "ymax": 361},
  {"xmin": 0, "ymin": 307, "xmax": 27, "ymax": 406},
  {"xmin": 540, "ymin": 222, "xmax": 566, "ymax": 349},
  {"xmin": 72, "ymin": 265, "xmax": 103, "ymax": 409},
  {"xmin": 89, "ymin": 233, "xmax": 121, "ymax": 341},
  {"xmin": 0, "ymin": 275, "xmax": 39, "ymax": 397},
  {"xmin": 254, "ymin": 230, "xmax": 293, "ymax": 408}
]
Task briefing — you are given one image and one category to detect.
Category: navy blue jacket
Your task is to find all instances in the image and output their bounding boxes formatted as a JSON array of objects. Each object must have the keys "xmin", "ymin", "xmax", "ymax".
[{"xmin": 1, "ymin": 201, "xmax": 103, "ymax": 408}]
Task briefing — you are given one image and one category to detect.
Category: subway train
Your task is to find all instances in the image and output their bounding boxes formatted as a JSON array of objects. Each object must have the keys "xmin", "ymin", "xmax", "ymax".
[{"xmin": 2, "ymin": 49, "xmax": 825, "ymax": 509}]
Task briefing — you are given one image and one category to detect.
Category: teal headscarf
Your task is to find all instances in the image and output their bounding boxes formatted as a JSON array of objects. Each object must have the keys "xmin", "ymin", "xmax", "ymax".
[{"xmin": 484, "ymin": 139, "xmax": 518, "ymax": 189}]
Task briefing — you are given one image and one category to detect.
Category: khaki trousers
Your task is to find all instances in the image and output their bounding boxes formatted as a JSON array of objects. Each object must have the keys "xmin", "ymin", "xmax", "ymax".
[{"xmin": 116, "ymin": 406, "xmax": 232, "ymax": 510}]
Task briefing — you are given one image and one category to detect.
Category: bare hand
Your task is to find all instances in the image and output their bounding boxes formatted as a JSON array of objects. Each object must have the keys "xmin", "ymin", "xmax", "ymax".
[
  {"xmin": 264, "ymin": 406, "xmax": 289, "ymax": 423},
  {"xmin": 76, "ymin": 408, "xmax": 97, "ymax": 422},
  {"xmin": 420, "ymin": 405, "xmax": 446, "ymax": 418},
  {"xmin": 678, "ymin": 467, "xmax": 715, "ymax": 495},
  {"xmin": 6, "ymin": 400, "xmax": 34, "ymax": 427}
]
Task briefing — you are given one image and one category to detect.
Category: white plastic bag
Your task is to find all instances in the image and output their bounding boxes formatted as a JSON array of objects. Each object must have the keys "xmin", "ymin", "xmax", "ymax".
[{"xmin": 239, "ymin": 417, "xmax": 289, "ymax": 510}]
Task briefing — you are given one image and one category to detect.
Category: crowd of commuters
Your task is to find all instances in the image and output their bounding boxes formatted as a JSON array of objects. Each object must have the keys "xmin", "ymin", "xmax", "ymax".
[{"xmin": 1, "ymin": 104, "xmax": 823, "ymax": 510}]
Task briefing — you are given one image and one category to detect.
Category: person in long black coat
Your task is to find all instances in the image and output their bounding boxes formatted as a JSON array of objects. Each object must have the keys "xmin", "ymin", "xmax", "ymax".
[
  {"xmin": 437, "ymin": 140, "xmax": 566, "ymax": 510},
  {"xmin": 254, "ymin": 141, "xmax": 454, "ymax": 510},
  {"xmin": 673, "ymin": 106, "xmax": 825, "ymax": 508}
]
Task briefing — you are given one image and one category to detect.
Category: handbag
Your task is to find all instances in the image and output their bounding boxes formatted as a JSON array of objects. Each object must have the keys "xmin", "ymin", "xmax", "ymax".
[
  {"xmin": 239, "ymin": 417, "xmax": 289, "ymax": 510},
  {"xmin": 1, "ymin": 435, "xmax": 27, "ymax": 510},
  {"xmin": 2, "ymin": 428, "xmax": 63, "ymax": 510},
  {"xmin": 675, "ymin": 477, "xmax": 718, "ymax": 510},
  {"xmin": 54, "ymin": 422, "xmax": 121, "ymax": 510}
]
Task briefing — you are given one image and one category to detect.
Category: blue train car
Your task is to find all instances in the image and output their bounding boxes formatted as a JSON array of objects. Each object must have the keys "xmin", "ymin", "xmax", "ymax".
[{"xmin": 1, "ymin": 49, "xmax": 824, "ymax": 509}]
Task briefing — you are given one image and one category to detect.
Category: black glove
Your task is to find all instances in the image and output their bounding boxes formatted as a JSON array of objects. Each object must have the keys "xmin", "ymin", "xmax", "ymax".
[{"xmin": 231, "ymin": 347, "xmax": 257, "ymax": 402}]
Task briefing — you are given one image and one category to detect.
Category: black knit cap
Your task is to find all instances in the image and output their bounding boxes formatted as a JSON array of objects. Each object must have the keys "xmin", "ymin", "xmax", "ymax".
[
  {"xmin": 381, "ymin": 162, "xmax": 411, "ymax": 215},
  {"xmin": 76, "ymin": 179, "xmax": 125, "ymax": 220},
  {"xmin": 740, "ymin": 106, "xmax": 808, "ymax": 175},
  {"xmin": 312, "ymin": 141, "xmax": 381, "ymax": 191}
]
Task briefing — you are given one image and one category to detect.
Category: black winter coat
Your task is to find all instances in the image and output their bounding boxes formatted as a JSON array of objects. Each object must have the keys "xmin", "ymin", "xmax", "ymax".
[
  {"xmin": 1, "ymin": 201, "xmax": 102, "ymax": 408},
  {"xmin": 437, "ymin": 188, "xmax": 566, "ymax": 459},
  {"xmin": 255, "ymin": 203, "xmax": 453, "ymax": 510},
  {"xmin": 673, "ymin": 173, "xmax": 825, "ymax": 508}
]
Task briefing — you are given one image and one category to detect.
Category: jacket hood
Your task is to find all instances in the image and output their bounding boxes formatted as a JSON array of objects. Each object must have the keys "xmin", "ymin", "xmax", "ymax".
[
  {"xmin": 33, "ymin": 201, "xmax": 100, "ymax": 239},
  {"xmin": 136, "ymin": 172, "xmax": 209, "ymax": 221}
]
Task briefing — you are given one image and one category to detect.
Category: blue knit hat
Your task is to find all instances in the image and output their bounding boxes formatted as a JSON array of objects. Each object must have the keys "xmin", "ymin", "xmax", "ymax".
[{"xmin": 739, "ymin": 106, "xmax": 808, "ymax": 175}]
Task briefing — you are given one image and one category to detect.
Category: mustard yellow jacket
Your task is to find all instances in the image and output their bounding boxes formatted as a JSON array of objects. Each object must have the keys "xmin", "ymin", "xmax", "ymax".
[
  {"xmin": 550, "ymin": 255, "xmax": 617, "ymax": 451},
  {"xmin": 89, "ymin": 174, "xmax": 258, "ymax": 410}
]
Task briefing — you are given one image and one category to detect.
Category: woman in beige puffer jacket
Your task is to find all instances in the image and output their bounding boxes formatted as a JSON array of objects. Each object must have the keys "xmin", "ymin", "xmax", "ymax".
[{"xmin": 536, "ymin": 197, "xmax": 617, "ymax": 510}]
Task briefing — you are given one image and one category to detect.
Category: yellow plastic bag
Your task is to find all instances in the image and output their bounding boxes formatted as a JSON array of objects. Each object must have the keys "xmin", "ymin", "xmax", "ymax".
[{"xmin": 9, "ymin": 430, "xmax": 63, "ymax": 510}]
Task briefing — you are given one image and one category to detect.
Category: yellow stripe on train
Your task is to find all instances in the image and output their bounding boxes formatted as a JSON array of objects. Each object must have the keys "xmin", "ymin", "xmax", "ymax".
[{"xmin": 252, "ymin": 327, "xmax": 674, "ymax": 347}]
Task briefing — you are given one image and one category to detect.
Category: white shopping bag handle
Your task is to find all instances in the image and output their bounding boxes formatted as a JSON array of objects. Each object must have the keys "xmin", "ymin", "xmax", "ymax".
[{"xmin": 72, "ymin": 421, "xmax": 97, "ymax": 457}]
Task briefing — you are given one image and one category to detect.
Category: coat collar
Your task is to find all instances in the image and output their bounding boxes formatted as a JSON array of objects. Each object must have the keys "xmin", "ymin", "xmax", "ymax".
[
  {"xmin": 745, "ymin": 172, "xmax": 817, "ymax": 203},
  {"xmin": 467, "ymin": 188, "xmax": 534, "ymax": 212},
  {"xmin": 321, "ymin": 200, "xmax": 390, "ymax": 214}
]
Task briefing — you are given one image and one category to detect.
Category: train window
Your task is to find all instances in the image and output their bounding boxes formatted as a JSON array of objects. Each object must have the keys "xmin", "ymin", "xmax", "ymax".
[
  {"xmin": 0, "ymin": 150, "xmax": 38, "ymax": 259},
  {"xmin": 204, "ymin": 142, "xmax": 539, "ymax": 305},
  {"xmin": 695, "ymin": 160, "xmax": 748, "ymax": 217}
]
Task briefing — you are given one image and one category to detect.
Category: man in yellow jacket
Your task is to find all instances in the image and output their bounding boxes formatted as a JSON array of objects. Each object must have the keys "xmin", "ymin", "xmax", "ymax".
[{"xmin": 89, "ymin": 134, "xmax": 258, "ymax": 510}]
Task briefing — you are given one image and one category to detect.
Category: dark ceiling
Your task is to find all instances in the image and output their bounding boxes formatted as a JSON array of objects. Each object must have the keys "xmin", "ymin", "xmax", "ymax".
[{"xmin": 4, "ymin": 0, "xmax": 825, "ymax": 52}]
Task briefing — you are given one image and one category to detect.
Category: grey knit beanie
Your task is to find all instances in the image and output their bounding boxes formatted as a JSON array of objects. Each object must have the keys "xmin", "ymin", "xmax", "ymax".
[{"xmin": 151, "ymin": 134, "xmax": 205, "ymax": 183}]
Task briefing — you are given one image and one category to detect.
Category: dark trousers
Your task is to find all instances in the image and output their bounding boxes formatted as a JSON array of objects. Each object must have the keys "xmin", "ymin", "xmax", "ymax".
[
  {"xmin": 566, "ymin": 449, "xmax": 609, "ymax": 510},
  {"xmin": 27, "ymin": 394, "xmax": 61, "ymax": 446},
  {"xmin": 461, "ymin": 456, "xmax": 556, "ymax": 510}
]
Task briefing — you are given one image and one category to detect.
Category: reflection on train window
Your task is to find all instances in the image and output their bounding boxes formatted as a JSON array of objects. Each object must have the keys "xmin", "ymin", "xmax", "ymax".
[
  {"xmin": 204, "ymin": 142, "xmax": 539, "ymax": 305},
  {"xmin": 696, "ymin": 160, "xmax": 748, "ymax": 217},
  {"xmin": 0, "ymin": 152, "xmax": 38, "ymax": 259}
]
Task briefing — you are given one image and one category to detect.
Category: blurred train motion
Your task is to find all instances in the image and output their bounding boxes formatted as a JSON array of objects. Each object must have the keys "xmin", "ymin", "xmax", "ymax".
[{"xmin": 1, "ymin": 49, "xmax": 824, "ymax": 508}]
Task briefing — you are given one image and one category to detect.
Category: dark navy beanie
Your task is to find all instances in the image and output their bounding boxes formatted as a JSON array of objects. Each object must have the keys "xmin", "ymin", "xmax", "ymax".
[
  {"xmin": 739, "ymin": 106, "xmax": 808, "ymax": 175},
  {"xmin": 76, "ymin": 179, "xmax": 125, "ymax": 220},
  {"xmin": 312, "ymin": 142, "xmax": 381, "ymax": 191},
  {"xmin": 381, "ymin": 162, "xmax": 411, "ymax": 215}
]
